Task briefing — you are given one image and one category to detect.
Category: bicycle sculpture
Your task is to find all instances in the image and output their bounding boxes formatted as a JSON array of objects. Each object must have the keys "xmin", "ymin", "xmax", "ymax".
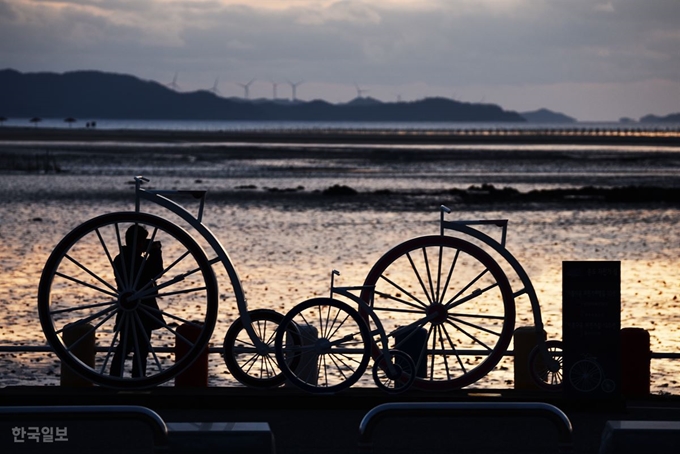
[{"xmin": 38, "ymin": 177, "xmax": 562, "ymax": 392}]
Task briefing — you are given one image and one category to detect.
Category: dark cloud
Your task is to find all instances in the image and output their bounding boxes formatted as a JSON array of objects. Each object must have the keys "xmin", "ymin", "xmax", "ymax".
[{"xmin": 1, "ymin": 0, "xmax": 678, "ymax": 119}]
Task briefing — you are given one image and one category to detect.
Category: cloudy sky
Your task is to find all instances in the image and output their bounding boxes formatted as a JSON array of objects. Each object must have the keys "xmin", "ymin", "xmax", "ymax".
[{"xmin": 1, "ymin": 0, "xmax": 678, "ymax": 121}]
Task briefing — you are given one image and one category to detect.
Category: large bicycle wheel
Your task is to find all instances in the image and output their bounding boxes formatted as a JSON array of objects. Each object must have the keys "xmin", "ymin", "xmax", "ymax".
[
  {"xmin": 361, "ymin": 235, "xmax": 515, "ymax": 391},
  {"xmin": 38, "ymin": 212, "xmax": 219, "ymax": 388},
  {"xmin": 275, "ymin": 298, "xmax": 371, "ymax": 394},
  {"xmin": 223, "ymin": 309, "xmax": 293, "ymax": 388}
]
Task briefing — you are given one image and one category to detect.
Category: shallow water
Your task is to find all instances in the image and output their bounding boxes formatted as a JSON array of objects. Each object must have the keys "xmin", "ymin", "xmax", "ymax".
[{"xmin": 1, "ymin": 181, "xmax": 679, "ymax": 392}]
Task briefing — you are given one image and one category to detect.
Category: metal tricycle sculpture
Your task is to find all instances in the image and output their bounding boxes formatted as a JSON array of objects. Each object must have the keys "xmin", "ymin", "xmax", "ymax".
[{"xmin": 38, "ymin": 177, "xmax": 562, "ymax": 393}]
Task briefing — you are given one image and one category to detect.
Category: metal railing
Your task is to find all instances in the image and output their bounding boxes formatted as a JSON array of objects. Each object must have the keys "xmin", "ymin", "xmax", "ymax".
[
  {"xmin": 2, "ymin": 344, "xmax": 679, "ymax": 358},
  {"xmin": 358, "ymin": 402, "xmax": 573, "ymax": 454}
]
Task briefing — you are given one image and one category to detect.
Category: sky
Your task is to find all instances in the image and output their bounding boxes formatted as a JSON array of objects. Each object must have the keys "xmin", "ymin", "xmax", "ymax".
[{"xmin": 1, "ymin": 0, "xmax": 678, "ymax": 122}]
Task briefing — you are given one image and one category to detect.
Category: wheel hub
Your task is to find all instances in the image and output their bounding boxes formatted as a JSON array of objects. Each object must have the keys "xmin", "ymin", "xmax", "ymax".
[
  {"xmin": 118, "ymin": 291, "xmax": 139, "ymax": 311},
  {"xmin": 256, "ymin": 343, "xmax": 271, "ymax": 356},
  {"xmin": 315, "ymin": 338, "xmax": 331, "ymax": 353},
  {"xmin": 426, "ymin": 303, "xmax": 448, "ymax": 325},
  {"xmin": 386, "ymin": 364, "xmax": 403, "ymax": 380}
]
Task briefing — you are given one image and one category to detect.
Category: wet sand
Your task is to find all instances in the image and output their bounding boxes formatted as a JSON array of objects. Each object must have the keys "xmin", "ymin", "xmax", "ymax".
[
  {"xmin": 2, "ymin": 125, "xmax": 680, "ymax": 208},
  {"xmin": 1, "ymin": 127, "xmax": 679, "ymax": 395}
]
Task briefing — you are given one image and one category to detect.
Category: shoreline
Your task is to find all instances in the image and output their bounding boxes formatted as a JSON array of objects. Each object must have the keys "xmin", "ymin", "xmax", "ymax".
[{"xmin": 2, "ymin": 175, "xmax": 679, "ymax": 210}]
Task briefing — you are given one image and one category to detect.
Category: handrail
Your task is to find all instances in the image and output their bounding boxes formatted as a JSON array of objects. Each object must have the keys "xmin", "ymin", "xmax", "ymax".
[
  {"xmin": 2, "ymin": 344, "xmax": 679, "ymax": 358},
  {"xmin": 358, "ymin": 402, "xmax": 573, "ymax": 454}
]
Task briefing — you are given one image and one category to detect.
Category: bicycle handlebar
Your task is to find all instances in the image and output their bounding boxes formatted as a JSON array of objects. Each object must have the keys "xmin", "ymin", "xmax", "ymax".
[{"xmin": 439, "ymin": 205, "xmax": 508, "ymax": 246}]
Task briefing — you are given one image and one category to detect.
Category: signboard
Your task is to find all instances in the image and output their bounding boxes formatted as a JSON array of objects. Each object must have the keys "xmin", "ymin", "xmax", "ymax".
[{"xmin": 563, "ymin": 261, "xmax": 621, "ymax": 399}]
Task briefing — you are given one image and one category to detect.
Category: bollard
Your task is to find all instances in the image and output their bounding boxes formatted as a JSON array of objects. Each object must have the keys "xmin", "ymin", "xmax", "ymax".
[
  {"xmin": 513, "ymin": 326, "xmax": 542, "ymax": 390},
  {"xmin": 61, "ymin": 322, "xmax": 95, "ymax": 387},
  {"xmin": 620, "ymin": 327, "xmax": 650, "ymax": 397},
  {"xmin": 394, "ymin": 326, "xmax": 427, "ymax": 378},
  {"xmin": 285, "ymin": 324, "xmax": 318, "ymax": 387},
  {"xmin": 175, "ymin": 322, "xmax": 209, "ymax": 387}
]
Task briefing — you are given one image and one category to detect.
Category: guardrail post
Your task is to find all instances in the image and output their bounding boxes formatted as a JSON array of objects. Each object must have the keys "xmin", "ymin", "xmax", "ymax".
[
  {"xmin": 514, "ymin": 326, "xmax": 539, "ymax": 390},
  {"xmin": 621, "ymin": 327, "xmax": 650, "ymax": 397},
  {"xmin": 61, "ymin": 322, "xmax": 95, "ymax": 387},
  {"xmin": 175, "ymin": 322, "xmax": 209, "ymax": 387}
]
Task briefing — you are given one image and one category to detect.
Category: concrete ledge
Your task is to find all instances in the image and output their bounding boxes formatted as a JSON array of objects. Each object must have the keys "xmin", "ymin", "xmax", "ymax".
[
  {"xmin": 600, "ymin": 420, "xmax": 680, "ymax": 454},
  {"xmin": 166, "ymin": 422, "xmax": 275, "ymax": 454},
  {"xmin": 0, "ymin": 405, "xmax": 167, "ymax": 454}
]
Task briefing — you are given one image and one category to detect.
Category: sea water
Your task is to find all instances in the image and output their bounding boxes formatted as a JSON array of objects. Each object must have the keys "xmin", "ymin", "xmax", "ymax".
[{"xmin": 5, "ymin": 118, "xmax": 679, "ymax": 132}]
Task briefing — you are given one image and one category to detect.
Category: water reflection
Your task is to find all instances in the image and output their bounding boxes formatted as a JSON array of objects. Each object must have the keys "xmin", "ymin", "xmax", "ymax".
[{"xmin": 1, "ymin": 198, "xmax": 678, "ymax": 391}]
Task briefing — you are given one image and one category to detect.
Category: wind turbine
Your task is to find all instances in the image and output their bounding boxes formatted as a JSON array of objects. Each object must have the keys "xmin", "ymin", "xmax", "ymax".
[
  {"xmin": 288, "ymin": 79, "xmax": 303, "ymax": 102},
  {"xmin": 209, "ymin": 77, "xmax": 221, "ymax": 95},
  {"xmin": 236, "ymin": 78, "xmax": 256, "ymax": 99},
  {"xmin": 270, "ymin": 80, "xmax": 279, "ymax": 100},
  {"xmin": 354, "ymin": 82, "xmax": 369, "ymax": 99},
  {"xmin": 167, "ymin": 72, "xmax": 180, "ymax": 91}
]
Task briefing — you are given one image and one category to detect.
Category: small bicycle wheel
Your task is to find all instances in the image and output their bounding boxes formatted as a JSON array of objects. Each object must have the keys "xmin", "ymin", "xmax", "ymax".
[
  {"xmin": 38, "ymin": 212, "xmax": 218, "ymax": 388},
  {"xmin": 372, "ymin": 350, "xmax": 416, "ymax": 394},
  {"xmin": 223, "ymin": 309, "xmax": 293, "ymax": 388},
  {"xmin": 275, "ymin": 298, "xmax": 370, "ymax": 394},
  {"xmin": 529, "ymin": 340, "xmax": 564, "ymax": 391},
  {"xmin": 361, "ymin": 235, "xmax": 515, "ymax": 391}
]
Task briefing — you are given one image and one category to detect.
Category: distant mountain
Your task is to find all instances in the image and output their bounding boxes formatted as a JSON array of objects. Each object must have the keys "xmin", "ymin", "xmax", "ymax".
[
  {"xmin": 639, "ymin": 113, "xmax": 680, "ymax": 123},
  {"xmin": 520, "ymin": 108, "xmax": 576, "ymax": 123},
  {"xmin": 0, "ymin": 69, "xmax": 525, "ymax": 122},
  {"xmin": 344, "ymin": 96, "xmax": 383, "ymax": 106}
]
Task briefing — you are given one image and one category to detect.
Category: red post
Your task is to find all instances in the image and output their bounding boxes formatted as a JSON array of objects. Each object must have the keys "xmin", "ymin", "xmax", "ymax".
[
  {"xmin": 174, "ymin": 322, "xmax": 209, "ymax": 387},
  {"xmin": 61, "ymin": 322, "xmax": 95, "ymax": 387},
  {"xmin": 620, "ymin": 327, "xmax": 650, "ymax": 397}
]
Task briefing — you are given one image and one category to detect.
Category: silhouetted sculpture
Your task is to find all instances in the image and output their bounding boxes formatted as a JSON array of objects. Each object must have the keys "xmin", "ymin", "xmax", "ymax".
[{"xmin": 110, "ymin": 225, "xmax": 165, "ymax": 377}]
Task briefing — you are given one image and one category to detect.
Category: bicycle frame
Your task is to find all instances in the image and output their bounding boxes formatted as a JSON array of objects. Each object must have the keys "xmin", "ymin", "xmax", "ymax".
[
  {"xmin": 438, "ymin": 206, "xmax": 558, "ymax": 371},
  {"xmin": 132, "ymin": 177, "xmax": 261, "ymax": 349},
  {"xmin": 330, "ymin": 270, "xmax": 426, "ymax": 379}
]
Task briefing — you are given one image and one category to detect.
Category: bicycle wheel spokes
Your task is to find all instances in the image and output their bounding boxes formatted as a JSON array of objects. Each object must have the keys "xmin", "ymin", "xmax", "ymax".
[
  {"xmin": 39, "ymin": 212, "xmax": 218, "ymax": 388},
  {"xmin": 372, "ymin": 350, "xmax": 416, "ymax": 394},
  {"xmin": 529, "ymin": 340, "xmax": 564, "ymax": 391},
  {"xmin": 362, "ymin": 236, "xmax": 515, "ymax": 390},
  {"xmin": 223, "ymin": 309, "xmax": 288, "ymax": 388},
  {"xmin": 569, "ymin": 359, "xmax": 603, "ymax": 392},
  {"xmin": 275, "ymin": 298, "xmax": 370, "ymax": 394}
]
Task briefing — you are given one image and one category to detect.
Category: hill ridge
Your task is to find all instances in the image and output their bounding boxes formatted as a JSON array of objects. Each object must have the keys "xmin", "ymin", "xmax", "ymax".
[{"xmin": 0, "ymin": 69, "xmax": 525, "ymax": 122}]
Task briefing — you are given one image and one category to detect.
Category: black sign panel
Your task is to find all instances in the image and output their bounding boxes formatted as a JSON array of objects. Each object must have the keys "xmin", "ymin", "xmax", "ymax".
[{"xmin": 563, "ymin": 261, "xmax": 621, "ymax": 399}]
